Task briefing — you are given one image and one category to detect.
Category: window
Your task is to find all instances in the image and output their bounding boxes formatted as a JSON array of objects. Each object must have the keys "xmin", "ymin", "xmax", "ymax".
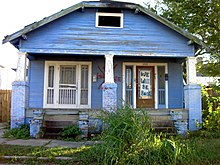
[
  {"xmin": 158, "ymin": 66, "xmax": 165, "ymax": 105},
  {"xmin": 96, "ymin": 12, "xmax": 123, "ymax": 28},
  {"xmin": 125, "ymin": 66, "xmax": 133, "ymax": 106},
  {"xmin": 44, "ymin": 61, "xmax": 91, "ymax": 109}
]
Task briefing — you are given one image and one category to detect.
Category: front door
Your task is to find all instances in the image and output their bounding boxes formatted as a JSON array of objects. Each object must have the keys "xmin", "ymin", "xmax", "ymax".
[{"xmin": 136, "ymin": 66, "xmax": 155, "ymax": 108}]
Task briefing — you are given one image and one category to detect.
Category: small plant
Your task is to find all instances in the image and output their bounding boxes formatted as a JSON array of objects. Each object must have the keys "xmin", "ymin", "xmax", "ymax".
[
  {"xmin": 3, "ymin": 124, "xmax": 30, "ymax": 139},
  {"xmin": 59, "ymin": 125, "xmax": 82, "ymax": 141}
]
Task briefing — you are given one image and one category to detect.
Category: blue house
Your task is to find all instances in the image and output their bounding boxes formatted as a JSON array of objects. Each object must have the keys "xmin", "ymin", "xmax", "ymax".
[{"xmin": 3, "ymin": 0, "xmax": 203, "ymax": 136}]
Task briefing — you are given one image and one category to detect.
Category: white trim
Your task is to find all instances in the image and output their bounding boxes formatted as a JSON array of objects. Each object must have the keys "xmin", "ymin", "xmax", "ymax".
[
  {"xmin": 76, "ymin": 65, "xmax": 80, "ymax": 108},
  {"xmin": 104, "ymin": 54, "xmax": 115, "ymax": 83},
  {"xmin": 15, "ymin": 52, "xmax": 27, "ymax": 81},
  {"xmin": 96, "ymin": 12, "xmax": 124, "ymax": 28},
  {"xmin": 133, "ymin": 66, "xmax": 136, "ymax": 108},
  {"xmin": 122, "ymin": 62, "xmax": 168, "ymax": 109},
  {"xmin": 165, "ymin": 63, "xmax": 168, "ymax": 109},
  {"xmin": 155, "ymin": 65, "xmax": 158, "ymax": 109},
  {"xmin": 186, "ymin": 57, "xmax": 197, "ymax": 84},
  {"xmin": 44, "ymin": 61, "xmax": 92, "ymax": 109},
  {"xmin": 122, "ymin": 64, "xmax": 126, "ymax": 105}
]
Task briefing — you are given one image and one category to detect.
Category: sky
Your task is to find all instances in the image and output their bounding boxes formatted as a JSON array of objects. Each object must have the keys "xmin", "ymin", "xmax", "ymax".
[{"xmin": 0, "ymin": 0, "xmax": 153, "ymax": 69}]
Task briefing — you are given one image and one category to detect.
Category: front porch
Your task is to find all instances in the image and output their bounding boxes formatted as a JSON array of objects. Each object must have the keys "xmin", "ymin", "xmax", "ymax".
[{"xmin": 10, "ymin": 52, "xmax": 202, "ymax": 138}]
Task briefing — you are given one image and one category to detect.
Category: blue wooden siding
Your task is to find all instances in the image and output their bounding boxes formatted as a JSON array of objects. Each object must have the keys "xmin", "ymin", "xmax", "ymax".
[
  {"xmin": 168, "ymin": 63, "xmax": 184, "ymax": 108},
  {"xmin": 28, "ymin": 57, "xmax": 183, "ymax": 109},
  {"xmin": 28, "ymin": 60, "xmax": 45, "ymax": 108},
  {"xmin": 91, "ymin": 58, "xmax": 104, "ymax": 109},
  {"xmin": 20, "ymin": 9, "xmax": 194, "ymax": 57},
  {"xmin": 91, "ymin": 58, "xmax": 122, "ymax": 109}
]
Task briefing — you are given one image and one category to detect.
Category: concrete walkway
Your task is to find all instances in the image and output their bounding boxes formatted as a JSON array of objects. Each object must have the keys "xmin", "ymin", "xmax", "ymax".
[{"xmin": 0, "ymin": 123, "xmax": 98, "ymax": 148}]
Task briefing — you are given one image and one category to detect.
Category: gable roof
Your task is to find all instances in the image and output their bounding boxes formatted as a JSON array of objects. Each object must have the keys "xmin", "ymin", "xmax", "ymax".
[{"xmin": 2, "ymin": 0, "xmax": 205, "ymax": 48}]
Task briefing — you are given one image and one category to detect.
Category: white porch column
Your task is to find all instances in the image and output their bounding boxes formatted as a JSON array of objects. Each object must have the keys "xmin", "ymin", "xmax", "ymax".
[
  {"xmin": 186, "ymin": 57, "xmax": 197, "ymax": 84},
  {"xmin": 104, "ymin": 54, "xmax": 115, "ymax": 83},
  {"xmin": 102, "ymin": 54, "xmax": 117, "ymax": 112},
  {"xmin": 11, "ymin": 52, "xmax": 28, "ymax": 128},
  {"xmin": 184, "ymin": 56, "xmax": 202, "ymax": 131}
]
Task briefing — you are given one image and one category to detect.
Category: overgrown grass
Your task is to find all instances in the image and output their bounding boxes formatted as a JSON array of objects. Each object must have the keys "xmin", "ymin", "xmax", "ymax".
[
  {"xmin": 82, "ymin": 107, "xmax": 220, "ymax": 165},
  {"xmin": 82, "ymin": 107, "xmax": 188, "ymax": 164},
  {"xmin": 0, "ymin": 144, "xmax": 90, "ymax": 164},
  {"xmin": 0, "ymin": 135, "xmax": 220, "ymax": 164}
]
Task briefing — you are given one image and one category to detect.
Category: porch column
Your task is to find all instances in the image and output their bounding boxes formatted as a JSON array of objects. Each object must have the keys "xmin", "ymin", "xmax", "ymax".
[
  {"xmin": 184, "ymin": 57, "xmax": 202, "ymax": 131},
  {"xmin": 102, "ymin": 54, "xmax": 117, "ymax": 112},
  {"xmin": 186, "ymin": 57, "xmax": 197, "ymax": 84},
  {"xmin": 11, "ymin": 52, "xmax": 28, "ymax": 128}
]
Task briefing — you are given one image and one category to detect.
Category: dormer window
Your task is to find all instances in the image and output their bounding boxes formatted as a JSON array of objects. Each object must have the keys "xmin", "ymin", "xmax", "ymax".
[{"xmin": 96, "ymin": 12, "xmax": 123, "ymax": 28}]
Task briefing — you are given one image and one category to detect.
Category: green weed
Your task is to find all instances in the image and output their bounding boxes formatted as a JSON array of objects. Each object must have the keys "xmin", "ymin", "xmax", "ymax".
[
  {"xmin": 84, "ymin": 106, "xmax": 191, "ymax": 165},
  {"xmin": 3, "ymin": 124, "xmax": 30, "ymax": 139},
  {"xmin": 58, "ymin": 125, "xmax": 82, "ymax": 141},
  {"xmin": 202, "ymin": 86, "xmax": 220, "ymax": 131}
]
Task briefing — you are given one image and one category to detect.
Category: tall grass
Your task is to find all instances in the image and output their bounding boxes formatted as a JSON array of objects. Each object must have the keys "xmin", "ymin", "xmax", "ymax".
[{"xmin": 84, "ymin": 106, "xmax": 191, "ymax": 165}]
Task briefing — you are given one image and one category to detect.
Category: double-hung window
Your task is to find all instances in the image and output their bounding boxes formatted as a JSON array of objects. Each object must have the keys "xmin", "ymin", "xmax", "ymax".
[{"xmin": 44, "ymin": 61, "xmax": 91, "ymax": 109}]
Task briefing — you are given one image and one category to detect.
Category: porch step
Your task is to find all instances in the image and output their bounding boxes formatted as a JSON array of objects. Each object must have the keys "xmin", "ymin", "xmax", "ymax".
[
  {"xmin": 153, "ymin": 127, "xmax": 176, "ymax": 133},
  {"xmin": 151, "ymin": 121, "xmax": 174, "ymax": 127},
  {"xmin": 148, "ymin": 110, "xmax": 177, "ymax": 135},
  {"xmin": 43, "ymin": 113, "xmax": 79, "ymax": 138}
]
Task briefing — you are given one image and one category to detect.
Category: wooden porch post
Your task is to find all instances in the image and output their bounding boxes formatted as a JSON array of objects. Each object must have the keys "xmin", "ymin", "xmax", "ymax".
[
  {"xmin": 104, "ymin": 54, "xmax": 115, "ymax": 83},
  {"xmin": 186, "ymin": 57, "xmax": 197, "ymax": 84}
]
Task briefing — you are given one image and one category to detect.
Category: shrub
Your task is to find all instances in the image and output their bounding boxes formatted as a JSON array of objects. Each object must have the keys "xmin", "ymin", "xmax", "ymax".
[
  {"xmin": 84, "ymin": 106, "xmax": 190, "ymax": 165},
  {"xmin": 3, "ymin": 124, "xmax": 30, "ymax": 139},
  {"xmin": 59, "ymin": 125, "xmax": 82, "ymax": 140},
  {"xmin": 202, "ymin": 86, "xmax": 220, "ymax": 131}
]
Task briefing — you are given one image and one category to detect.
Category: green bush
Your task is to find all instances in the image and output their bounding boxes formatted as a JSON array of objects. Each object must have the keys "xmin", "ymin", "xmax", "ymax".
[
  {"xmin": 84, "ymin": 106, "xmax": 190, "ymax": 165},
  {"xmin": 3, "ymin": 124, "xmax": 30, "ymax": 139},
  {"xmin": 59, "ymin": 125, "xmax": 82, "ymax": 140},
  {"xmin": 202, "ymin": 86, "xmax": 220, "ymax": 131}
]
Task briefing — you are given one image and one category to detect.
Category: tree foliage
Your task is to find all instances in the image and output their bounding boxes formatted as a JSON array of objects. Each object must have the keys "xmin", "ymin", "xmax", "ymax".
[{"xmin": 153, "ymin": 0, "xmax": 220, "ymax": 76}]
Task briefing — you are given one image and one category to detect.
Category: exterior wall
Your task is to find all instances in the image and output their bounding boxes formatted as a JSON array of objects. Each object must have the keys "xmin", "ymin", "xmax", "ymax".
[
  {"xmin": 168, "ymin": 62, "xmax": 184, "ymax": 108},
  {"xmin": 20, "ymin": 9, "xmax": 194, "ymax": 57},
  {"xmin": 27, "ymin": 57, "xmax": 183, "ymax": 109},
  {"xmin": 28, "ymin": 60, "xmax": 44, "ymax": 108}
]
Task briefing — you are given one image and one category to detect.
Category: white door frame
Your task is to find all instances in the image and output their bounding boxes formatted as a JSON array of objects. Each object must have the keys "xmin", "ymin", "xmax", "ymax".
[
  {"xmin": 122, "ymin": 62, "xmax": 168, "ymax": 109},
  {"xmin": 44, "ymin": 61, "xmax": 92, "ymax": 109}
]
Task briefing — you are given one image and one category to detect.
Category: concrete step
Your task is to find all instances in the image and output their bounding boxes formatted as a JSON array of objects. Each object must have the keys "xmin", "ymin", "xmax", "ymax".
[
  {"xmin": 153, "ymin": 126, "xmax": 176, "ymax": 133},
  {"xmin": 43, "ymin": 120, "xmax": 75, "ymax": 129},
  {"xmin": 151, "ymin": 120, "xmax": 174, "ymax": 127}
]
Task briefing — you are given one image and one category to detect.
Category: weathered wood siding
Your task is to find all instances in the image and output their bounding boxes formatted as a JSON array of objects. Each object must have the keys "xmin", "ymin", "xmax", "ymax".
[
  {"xmin": 20, "ymin": 9, "xmax": 194, "ymax": 57},
  {"xmin": 168, "ymin": 62, "xmax": 184, "ymax": 108},
  {"xmin": 28, "ymin": 60, "xmax": 44, "ymax": 108}
]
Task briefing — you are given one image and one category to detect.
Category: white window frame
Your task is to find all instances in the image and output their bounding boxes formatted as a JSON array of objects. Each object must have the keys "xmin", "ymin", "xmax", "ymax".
[
  {"xmin": 96, "ymin": 12, "xmax": 124, "ymax": 28},
  {"xmin": 44, "ymin": 61, "xmax": 92, "ymax": 109},
  {"xmin": 122, "ymin": 62, "xmax": 168, "ymax": 109}
]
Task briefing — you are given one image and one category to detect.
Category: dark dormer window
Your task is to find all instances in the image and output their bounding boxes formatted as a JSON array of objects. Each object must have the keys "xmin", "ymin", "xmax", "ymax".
[{"xmin": 96, "ymin": 12, "xmax": 123, "ymax": 28}]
